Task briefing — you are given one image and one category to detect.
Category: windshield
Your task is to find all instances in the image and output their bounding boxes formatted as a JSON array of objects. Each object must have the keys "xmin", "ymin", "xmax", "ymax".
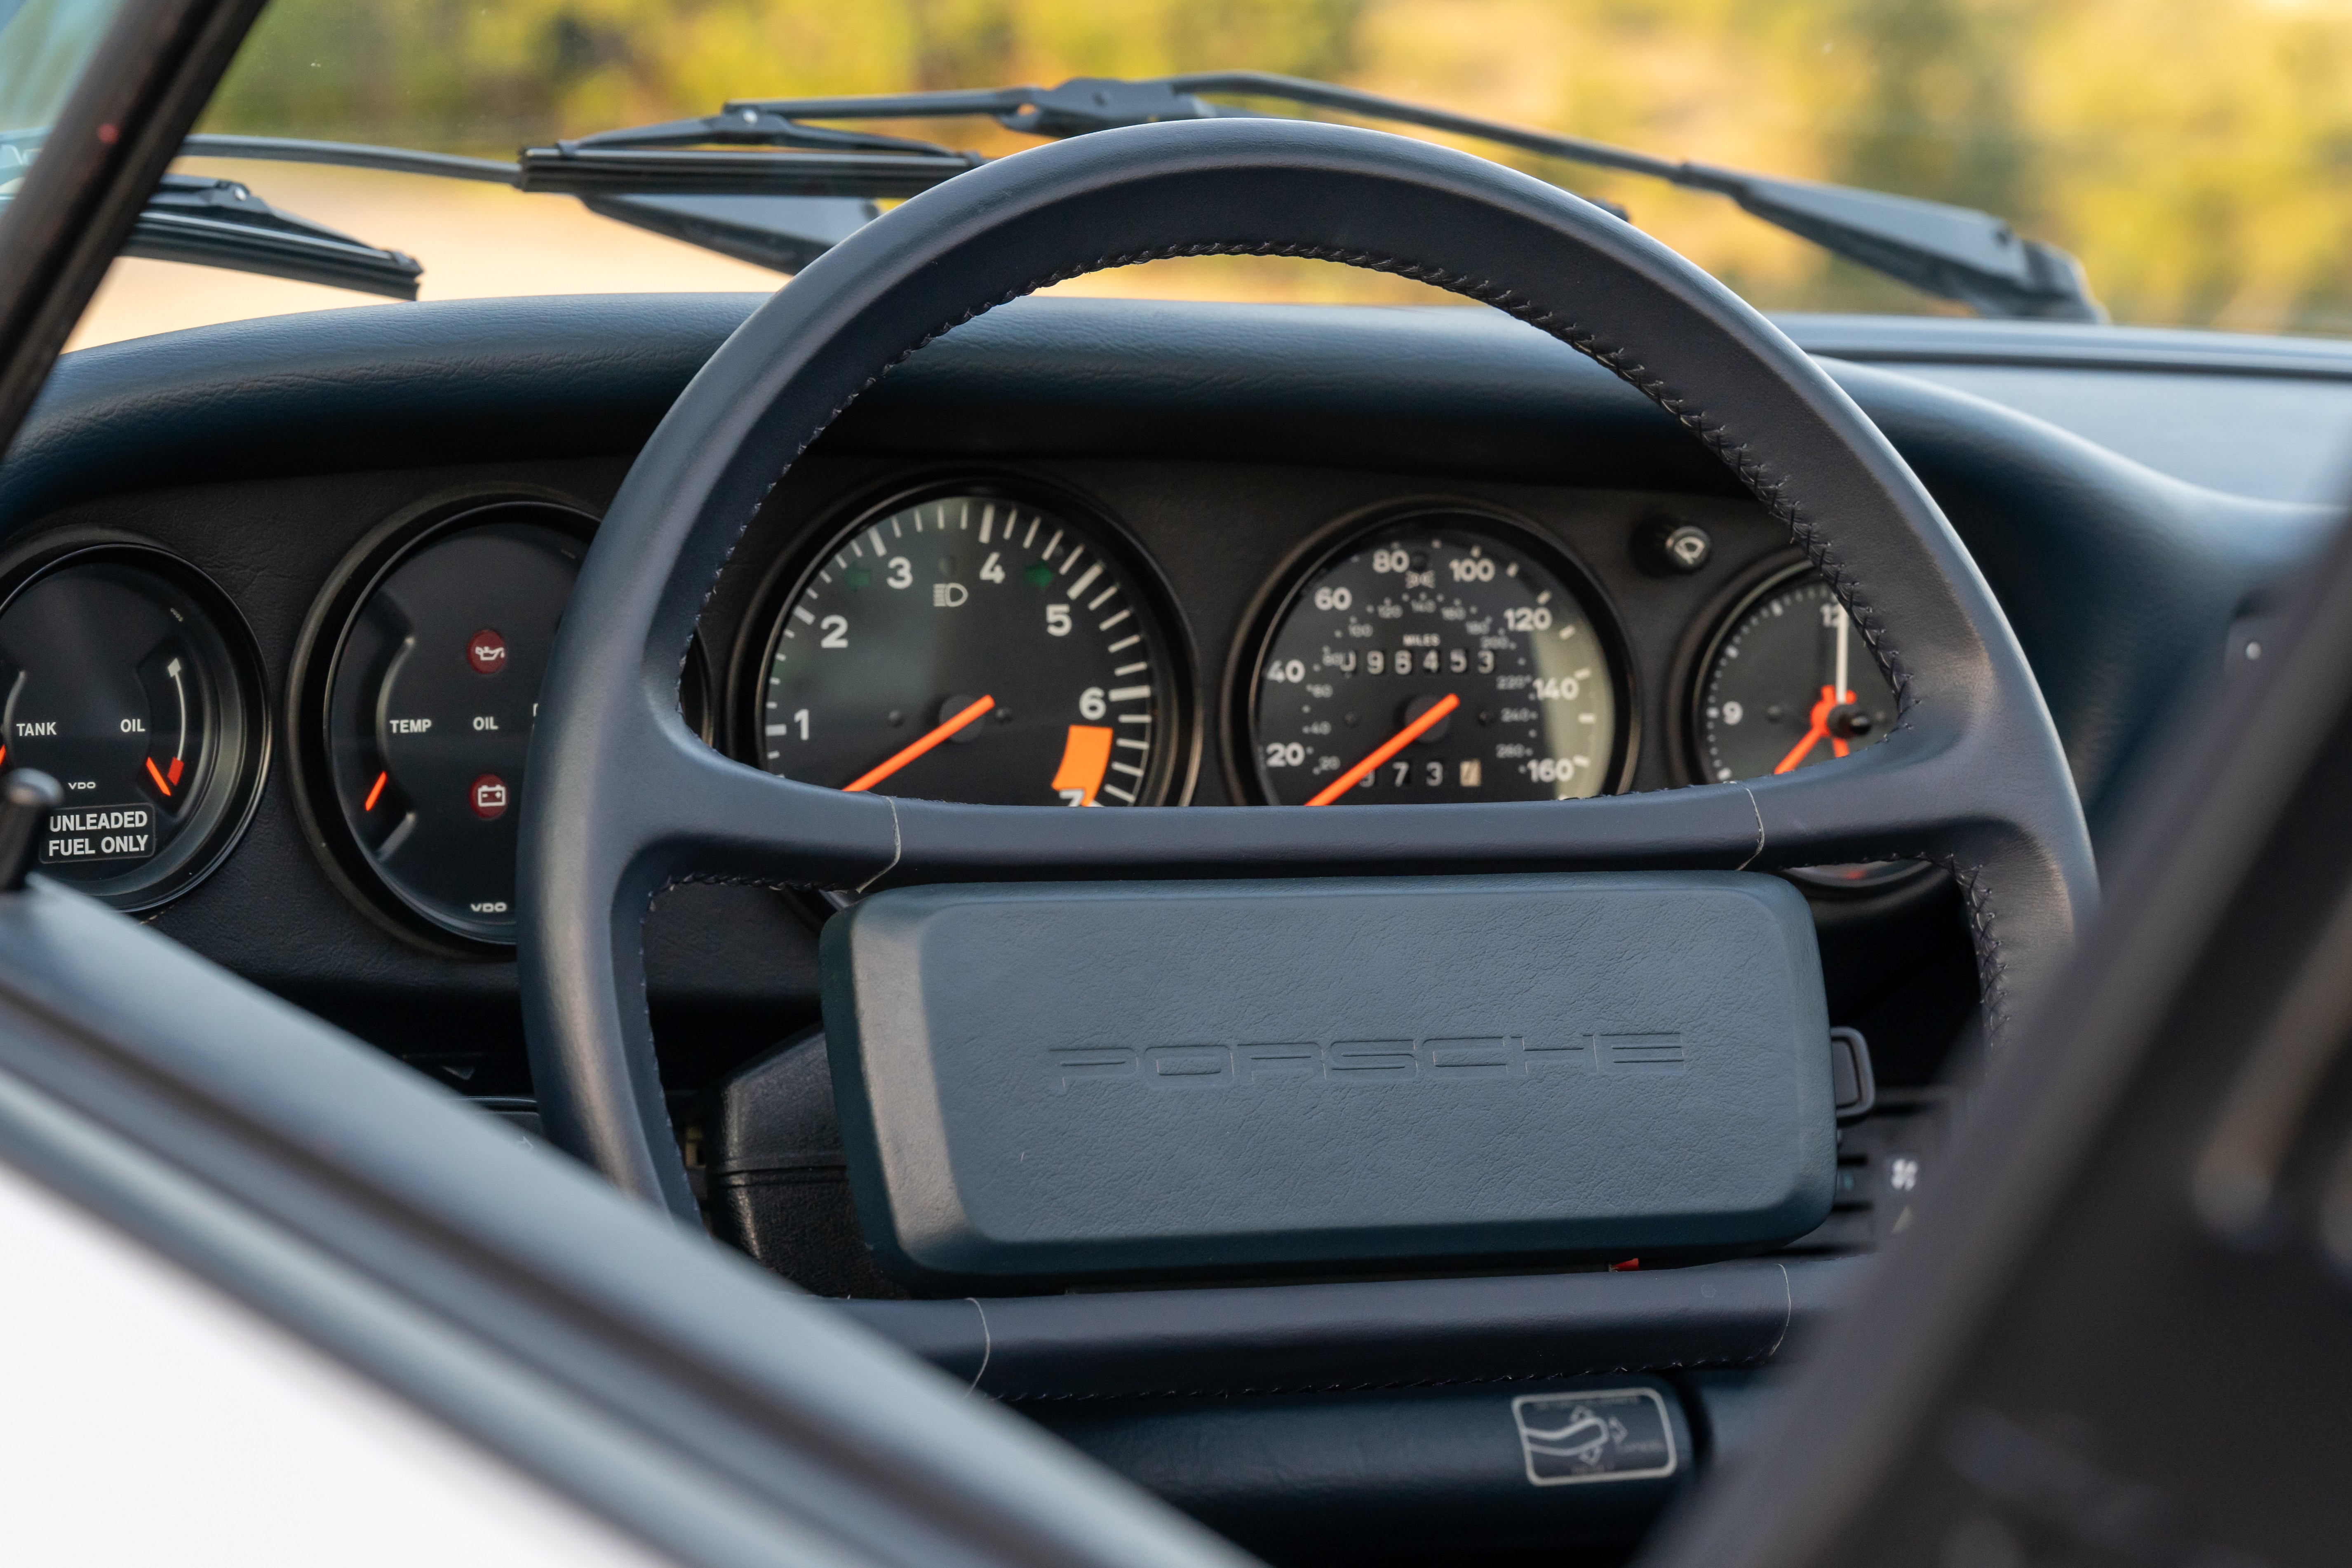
[{"xmin": 58, "ymin": 0, "xmax": 2352, "ymax": 348}]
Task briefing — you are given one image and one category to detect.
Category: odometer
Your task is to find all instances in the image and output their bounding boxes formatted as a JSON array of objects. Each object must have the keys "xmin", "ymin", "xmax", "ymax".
[
  {"xmin": 754, "ymin": 489, "xmax": 1187, "ymax": 806},
  {"xmin": 1247, "ymin": 515, "xmax": 1627, "ymax": 805}
]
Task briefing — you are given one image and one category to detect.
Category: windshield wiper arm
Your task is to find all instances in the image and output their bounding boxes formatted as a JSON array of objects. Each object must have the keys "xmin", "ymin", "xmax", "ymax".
[
  {"xmin": 181, "ymin": 134, "xmax": 519, "ymax": 186},
  {"xmin": 126, "ymin": 73, "xmax": 2101, "ymax": 321},
  {"xmin": 711, "ymin": 72, "xmax": 2102, "ymax": 323}
]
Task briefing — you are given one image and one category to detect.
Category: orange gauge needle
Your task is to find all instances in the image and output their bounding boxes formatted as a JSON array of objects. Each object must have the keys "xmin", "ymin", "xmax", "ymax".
[
  {"xmin": 844, "ymin": 694, "xmax": 996, "ymax": 794},
  {"xmin": 144, "ymin": 756, "xmax": 173, "ymax": 797},
  {"xmin": 1772, "ymin": 685, "xmax": 1858, "ymax": 774},
  {"xmin": 1305, "ymin": 693, "xmax": 1460, "ymax": 806}
]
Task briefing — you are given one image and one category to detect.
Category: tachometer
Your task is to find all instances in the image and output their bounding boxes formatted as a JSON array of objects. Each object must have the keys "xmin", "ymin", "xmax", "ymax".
[
  {"xmin": 0, "ymin": 538, "xmax": 268, "ymax": 909},
  {"xmin": 1245, "ymin": 514, "xmax": 1628, "ymax": 805},
  {"xmin": 751, "ymin": 487, "xmax": 1188, "ymax": 806}
]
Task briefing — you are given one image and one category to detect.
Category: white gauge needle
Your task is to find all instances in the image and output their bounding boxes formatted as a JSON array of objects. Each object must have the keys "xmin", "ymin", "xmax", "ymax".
[{"xmin": 1833, "ymin": 602, "xmax": 1850, "ymax": 706}]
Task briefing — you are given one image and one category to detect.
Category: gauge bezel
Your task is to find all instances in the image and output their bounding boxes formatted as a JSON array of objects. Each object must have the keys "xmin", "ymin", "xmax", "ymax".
[
  {"xmin": 0, "ymin": 530, "xmax": 270, "ymax": 912},
  {"xmin": 1226, "ymin": 501, "xmax": 1639, "ymax": 806},
  {"xmin": 728, "ymin": 473, "xmax": 1202, "ymax": 810},
  {"xmin": 288, "ymin": 491, "xmax": 642, "ymax": 956},
  {"xmin": 1679, "ymin": 552, "xmax": 1927, "ymax": 893}
]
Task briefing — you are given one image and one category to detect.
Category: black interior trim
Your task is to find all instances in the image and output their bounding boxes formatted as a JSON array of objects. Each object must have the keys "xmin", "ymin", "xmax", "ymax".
[{"xmin": 836, "ymin": 1257, "xmax": 1858, "ymax": 1400}]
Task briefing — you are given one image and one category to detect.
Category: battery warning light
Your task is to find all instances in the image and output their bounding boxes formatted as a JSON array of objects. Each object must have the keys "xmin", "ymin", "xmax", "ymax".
[{"xmin": 468, "ymin": 773, "xmax": 509, "ymax": 820}]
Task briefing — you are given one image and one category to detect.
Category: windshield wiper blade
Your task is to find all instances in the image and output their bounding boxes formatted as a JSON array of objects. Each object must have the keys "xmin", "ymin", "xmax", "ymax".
[
  {"xmin": 723, "ymin": 72, "xmax": 2103, "ymax": 322},
  {"xmin": 165, "ymin": 133, "xmax": 886, "ymax": 276},
  {"xmin": 127, "ymin": 174, "xmax": 423, "ymax": 299},
  {"xmin": 5, "ymin": 132, "xmax": 427, "ymax": 299},
  {"xmin": 515, "ymin": 145, "xmax": 975, "ymax": 199},
  {"xmin": 512, "ymin": 102, "xmax": 984, "ymax": 197}
]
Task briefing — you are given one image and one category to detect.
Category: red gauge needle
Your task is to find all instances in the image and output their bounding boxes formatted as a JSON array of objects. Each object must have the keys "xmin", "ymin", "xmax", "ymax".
[
  {"xmin": 1772, "ymin": 684, "xmax": 1859, "ymax": 774},
  {"xmin": 844, "ymin": 694, "xmax": 996, "ymax": 794},
  {"xmin": 1305, "ymin": 693, "xmax": 1460, "ymax": 806}
]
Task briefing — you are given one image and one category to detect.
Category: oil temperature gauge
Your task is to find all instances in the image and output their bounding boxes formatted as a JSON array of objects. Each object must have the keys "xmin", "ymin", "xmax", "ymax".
[{"xmin": 294, "ymin": 500, "xmax": 597, "ymax": 949}]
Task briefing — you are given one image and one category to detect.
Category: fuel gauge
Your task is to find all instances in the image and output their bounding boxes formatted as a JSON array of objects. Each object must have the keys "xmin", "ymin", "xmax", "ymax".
[{"xmin": 0, "ymin": 539, "xmax": 268, "ymax": 909}]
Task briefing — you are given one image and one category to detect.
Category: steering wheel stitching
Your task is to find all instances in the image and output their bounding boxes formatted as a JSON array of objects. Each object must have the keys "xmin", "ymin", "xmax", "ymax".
[{"xmin": 517, "ymin": 117, "xmax": 2096, "ymax": 1217}]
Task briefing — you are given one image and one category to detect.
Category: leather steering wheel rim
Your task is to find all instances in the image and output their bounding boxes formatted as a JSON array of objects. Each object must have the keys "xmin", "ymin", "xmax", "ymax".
[{"xmin": 518, "ymin": 118, "xmax": 2097, "ymax": 1218}]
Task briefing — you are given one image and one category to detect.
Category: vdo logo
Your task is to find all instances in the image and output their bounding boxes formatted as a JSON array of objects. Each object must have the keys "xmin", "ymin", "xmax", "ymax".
[{"xmin": 1045, "ymin": 1033, "xmax": 1687, "ymax": 1094}]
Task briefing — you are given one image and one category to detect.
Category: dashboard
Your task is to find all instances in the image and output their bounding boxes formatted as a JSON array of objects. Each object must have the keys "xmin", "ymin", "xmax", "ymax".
[{"xmin": 1, "ymin": 291, "xmax": 2333, "ymax": 1194}]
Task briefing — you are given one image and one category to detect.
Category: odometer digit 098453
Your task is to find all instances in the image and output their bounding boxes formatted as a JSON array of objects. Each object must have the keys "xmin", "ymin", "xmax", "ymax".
[
  {"xmin": 1247, "ymin": 515, "xmax": 1627, "ymax": 806},
  {"xmin": 753, "ymin": 489, "xmax": 1187, "ymax": 806}
]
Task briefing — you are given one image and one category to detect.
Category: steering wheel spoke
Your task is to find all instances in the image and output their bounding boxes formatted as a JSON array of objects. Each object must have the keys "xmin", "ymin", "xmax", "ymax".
[{"xmin": 634, "ymin": 712, "xmax": 2022, "ymax": 893}]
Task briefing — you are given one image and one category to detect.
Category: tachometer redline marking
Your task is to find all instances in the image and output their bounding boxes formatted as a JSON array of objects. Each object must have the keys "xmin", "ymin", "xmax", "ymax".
[
  {"xmin": 843, "ymin": 694, "xmax": 996, "ymax": 794},
  {"xmin": 1050, "ymin": 724, "xmax": 1114, "ymax": 807},
  {"xmin": 1305, "ymin": 692, "xmax": 1461, "ymax": 806}
]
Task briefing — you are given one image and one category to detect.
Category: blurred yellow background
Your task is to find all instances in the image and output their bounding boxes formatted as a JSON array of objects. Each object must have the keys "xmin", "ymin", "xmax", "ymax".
[{"xmin": 68, "ymin": 0, "xmax": 2352, "ymax": 348}]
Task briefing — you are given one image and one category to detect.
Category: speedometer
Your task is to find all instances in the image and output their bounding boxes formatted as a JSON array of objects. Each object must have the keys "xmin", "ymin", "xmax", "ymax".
[
  {"xmin": 750, "ymin": 487, "xmax": 1190, "ymax": 806},
  {"xmin": 1244, "ymin": 513, "xmax": 1628, "ymax": 805}
]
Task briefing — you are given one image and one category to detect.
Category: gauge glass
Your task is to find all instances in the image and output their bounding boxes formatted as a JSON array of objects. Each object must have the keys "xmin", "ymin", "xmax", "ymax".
[
  {"xmin": 0, "ymin": 549, "xmax": 266, "ymax": 908},
  {"xmin": 1695, "ymin": 571, "xmax": 1896, "ymax": 784},
  {"xmin": 1248, "ymin": 517, "xmax": 1624, "ymax": 805},
  {"xmin": 322, "ymin": 509, "xmax": 586, "ymax": 944},
  {"xmin": 755, "ymin": 492, "xmax": 1184, "ymax": 806}
]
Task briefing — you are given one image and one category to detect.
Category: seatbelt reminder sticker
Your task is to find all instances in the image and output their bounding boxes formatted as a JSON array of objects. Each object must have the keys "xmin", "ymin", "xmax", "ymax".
[{"xmin": 1511, "ymin": 1387, "xmax": 1679, "ymax": 1486}]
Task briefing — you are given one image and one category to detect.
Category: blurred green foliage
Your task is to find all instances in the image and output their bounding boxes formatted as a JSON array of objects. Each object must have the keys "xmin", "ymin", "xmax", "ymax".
[{"xmin": 197, "ymin": 0, "xmax": 2352, "ymax": 333}]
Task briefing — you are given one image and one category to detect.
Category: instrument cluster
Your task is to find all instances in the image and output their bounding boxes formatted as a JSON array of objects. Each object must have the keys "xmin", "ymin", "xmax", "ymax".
[
  {"xmin": 726, "ymin": 475, "xmax": 1891, "ymax": 830},
  {"xmin": 13, "ymin": 472, "xmax": 1905, "ymax": 947}
]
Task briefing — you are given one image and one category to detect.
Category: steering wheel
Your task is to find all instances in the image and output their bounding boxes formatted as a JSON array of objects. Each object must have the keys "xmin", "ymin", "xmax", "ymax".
[{"xmin": 517, "ymin": 117, "xmax": 2096, "ymax": 1218}]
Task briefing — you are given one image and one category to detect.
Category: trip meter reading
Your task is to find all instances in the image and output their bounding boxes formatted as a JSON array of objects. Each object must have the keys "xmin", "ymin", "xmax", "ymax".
[
  {"xmin": 0, "ymin": 541, "xmax": 267, "ymax": 909},
  {"xmin": 752, "ymin": 489, "xmax": 1186, "ymax": 806},
  {"xmin": 1247, "ymin": 515, "xmax": 1626, "ymax": 805}
]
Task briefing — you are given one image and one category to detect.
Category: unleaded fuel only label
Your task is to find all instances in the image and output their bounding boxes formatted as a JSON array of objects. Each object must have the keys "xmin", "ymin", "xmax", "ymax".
[
  {"xmin": 45, "ymin": 803, "xmax": 157, "ymax": 864},
  {"xmin": 1511, "ymin": 1388, "xmax": 1679, "ymax": 1486}
]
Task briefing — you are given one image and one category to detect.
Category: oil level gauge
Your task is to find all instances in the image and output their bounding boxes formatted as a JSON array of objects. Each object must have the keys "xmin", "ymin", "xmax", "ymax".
[{"xmin": 0, "ymin": 538, "xmax": 268, "ymax": 909}]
